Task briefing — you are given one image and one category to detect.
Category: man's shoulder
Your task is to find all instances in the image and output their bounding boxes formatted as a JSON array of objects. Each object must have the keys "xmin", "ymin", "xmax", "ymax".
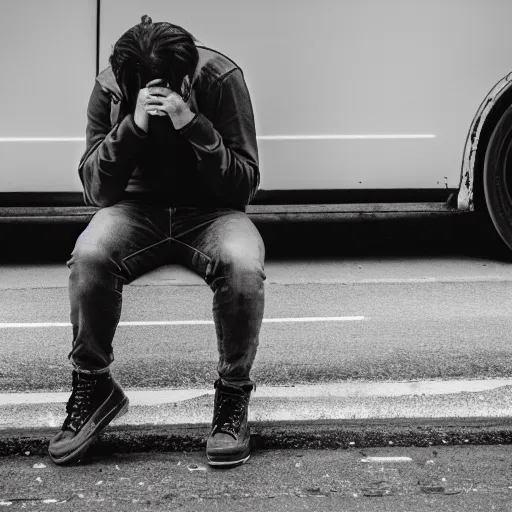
[{"xmin": 194, "ymin": 45, "xmax": 242, "ymax": 84}]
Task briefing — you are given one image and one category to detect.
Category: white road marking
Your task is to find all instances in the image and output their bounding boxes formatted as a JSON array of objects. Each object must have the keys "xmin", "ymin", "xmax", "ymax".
[
  {"xmin": 0, "ymin": 137, "xmax": 85, "ymax": 142},
  {"xmin": 258, "ymin": 134, "xmax": 436, "ymax": 141},
  {"xmin": 0, "ymin": 322, "xmax": 71, "ymax": 328},
  {"xmin": 1, "ymin": 378, "xmax": 511, "ymax": 406},
  {"xmin": 0, "ymin": 389, "xmax": 208, "ymax": 406},
  {"xmin": 361, "ymin": 457, "xmax": 412, "ymax": 462},
  {"xmin": 187, "ymin": 464, "xmax": 207, "ymax": 472},
  {"xmin": 356, "ymin": 277, "xmax": 512, "ymax": 284},
  {"xmin": 0, "ymin": 134, "xmax": 435, "ymax": 143},
  {"xmin": 0, "ymin": 316, "xmax": 364, "ymax": 328},
  {"xmin": 263, "ymin": 316, "xmax": 364, "ymax": 323}
]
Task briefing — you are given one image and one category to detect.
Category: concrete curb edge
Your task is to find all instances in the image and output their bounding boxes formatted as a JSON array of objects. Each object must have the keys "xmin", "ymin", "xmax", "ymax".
[{"xmin": 2, "ymin": 417, "xmax": 512, "ymax": 457}]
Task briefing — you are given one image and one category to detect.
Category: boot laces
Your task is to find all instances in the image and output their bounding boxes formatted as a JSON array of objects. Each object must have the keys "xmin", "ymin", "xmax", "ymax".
[
  {"xmin": 212, "ymin": 392, "xmax": 248, "ymax": 440},
  {"xmin": 63, "ymin": 374, "xmax": 100, "ymax": 432}
]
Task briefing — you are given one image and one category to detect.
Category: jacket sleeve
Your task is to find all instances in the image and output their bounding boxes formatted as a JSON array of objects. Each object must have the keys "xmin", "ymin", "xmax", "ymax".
[
  {"xmin": 78, "ymin": 81, "xmax": 147, "ymax": 207},
  {"xmin": 177, "ymin": 68, "xmax": 260, "ymax": 207}
]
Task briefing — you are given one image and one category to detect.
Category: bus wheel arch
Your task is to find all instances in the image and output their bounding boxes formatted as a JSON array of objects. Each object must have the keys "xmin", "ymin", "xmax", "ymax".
[{"xmin": 458, "ymin": 72, "xmax": 512, "ymax": 213}]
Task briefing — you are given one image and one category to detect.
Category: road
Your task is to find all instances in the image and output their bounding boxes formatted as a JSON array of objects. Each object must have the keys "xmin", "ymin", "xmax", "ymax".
[
  {"xmin": 1, "ymin": 279, "xmax": 512, "ymax": 392},
  {"xmin": 1, "ymin": 212, "xmax": 512, "ymax": 393},
  {"xmin": 0, "ymin": 213, "xmax": 511, "ymax": 426},
  {"xmin": 1, "ymin": 446, "xmax": 512, "ymax": 511},
  {"xmin": 2, "ymin": 213, "xmax": 512, "ymax": 508}
]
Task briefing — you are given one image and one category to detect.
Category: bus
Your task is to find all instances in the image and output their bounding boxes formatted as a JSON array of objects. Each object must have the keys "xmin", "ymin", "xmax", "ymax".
[{"xmin": 3, "ymin": 0, "xmax": 512, "ymax": 250}]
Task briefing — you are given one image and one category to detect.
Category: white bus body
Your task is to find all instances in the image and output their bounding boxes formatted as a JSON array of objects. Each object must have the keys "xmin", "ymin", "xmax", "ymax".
[{"xmin": 2, "ymin": 1, "xmax": 512, "ymax": 230}]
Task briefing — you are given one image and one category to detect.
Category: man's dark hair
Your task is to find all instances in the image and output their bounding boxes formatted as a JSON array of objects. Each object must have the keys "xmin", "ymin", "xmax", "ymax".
[{"xmin": 110, "ymin": 15, "xmax": 199, "ymax": 107}]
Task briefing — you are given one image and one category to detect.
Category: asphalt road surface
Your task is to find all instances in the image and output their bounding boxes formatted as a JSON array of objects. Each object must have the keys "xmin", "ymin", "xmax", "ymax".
[
  {"xmin": 1, "ymin": 214, "xmax": 512, "ymax": 393},
  {"xmin": 2, "ymin": 214, "xmax": 512, "ymax": 510},
  {"xmin": 1, "ymin": 280, "xmax": 512, "ymax": 392},
  {"xmin": 1, "ymin": 446, "xmax": 512, "ymax": 511}
]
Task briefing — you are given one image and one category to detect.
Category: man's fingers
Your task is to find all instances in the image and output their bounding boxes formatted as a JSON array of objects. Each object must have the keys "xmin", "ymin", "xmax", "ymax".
[
  {"xmin": 145, "ymin": 95, "xmax": 164, "ymax": 106},
  {"xmin": 145, "ymin": 78, "xmax": 168, "ymax": 88},
  {"xmin": 148, "ymin": 109, "xmax": 167, "ymax": 116},
  {"xmin": 145, "ymin": 103, "xmax": 166, "ymax": 115},
  {"xmin": 148, "ymin": 86, "xmax": 172, "ymax": 97}
]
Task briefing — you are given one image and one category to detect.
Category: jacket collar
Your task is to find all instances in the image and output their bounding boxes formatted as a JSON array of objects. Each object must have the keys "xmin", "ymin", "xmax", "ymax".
[{"xmin": 96, "ymin": 67, "xmax": 122, "ymax": 101}]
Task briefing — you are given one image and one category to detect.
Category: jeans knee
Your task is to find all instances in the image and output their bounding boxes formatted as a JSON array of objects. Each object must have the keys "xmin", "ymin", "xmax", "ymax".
[
  {"xmin": 68, "ymin": 243, "xmax": 121, "ymax": 291},
  {"xmin": 210, "ymin": 243, "xmax": 265, "ymax": 297}
]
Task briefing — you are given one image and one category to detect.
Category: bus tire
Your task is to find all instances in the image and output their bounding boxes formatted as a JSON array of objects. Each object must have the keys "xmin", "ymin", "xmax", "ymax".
[{"xmin": 483, "ymin": 102, "xmax": 512, "ymax": 254}]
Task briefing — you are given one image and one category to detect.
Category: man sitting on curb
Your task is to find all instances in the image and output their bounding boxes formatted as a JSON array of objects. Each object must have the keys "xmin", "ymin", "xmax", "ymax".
[{"xmin": 48, "ymin": 15, "xmax": 265, "ymax": 468}]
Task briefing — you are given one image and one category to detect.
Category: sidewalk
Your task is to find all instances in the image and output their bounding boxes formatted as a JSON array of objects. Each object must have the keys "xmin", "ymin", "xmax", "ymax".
[{"xmin": 2, "ymin": 379, "xmax": 512, "ymax": 456}]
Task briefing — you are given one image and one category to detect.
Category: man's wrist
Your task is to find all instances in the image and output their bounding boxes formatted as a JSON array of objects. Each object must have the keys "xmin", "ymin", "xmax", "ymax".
[
  {"xmin": 170, "ymin": 109, "xmax": 196, "ymax": 130},
  {"xmin": 134, "ymin": 110, "xmax": 149, "ymax": 133}
]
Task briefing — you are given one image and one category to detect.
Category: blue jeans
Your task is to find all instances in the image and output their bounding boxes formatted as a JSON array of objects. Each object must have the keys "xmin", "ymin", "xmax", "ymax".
[{"xmin": 67, "ymin": 200, "xmax": 266, "ymax": 389}]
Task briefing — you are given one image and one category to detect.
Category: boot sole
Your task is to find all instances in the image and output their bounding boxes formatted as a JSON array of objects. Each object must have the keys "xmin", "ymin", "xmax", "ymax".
[
  {"xmin": 207, "ymin": 453, "xmax": 251, "ymax": 467},
  {"xmin": 207, "ymin": 443, "xmax": 251, "ymax": 468},
  {"xmin": 48, "ymin": 396, "xmax": 129, "ymax": 466}
]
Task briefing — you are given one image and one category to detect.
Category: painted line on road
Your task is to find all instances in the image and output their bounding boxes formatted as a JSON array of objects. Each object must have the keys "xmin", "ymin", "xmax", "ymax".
[
  {"xmin": 263, "ymin": 316, "xmax": 364, "ymax": 323},
  {"xmin": 1, "ymin": 378, "xmax": 512, "ymax": 406},
  {"xmin": 0, "ymin": 316, "xmax": 365, "ymax": 329},
  {"xmin": 0, "ymin": 389, "xmax": 208, "ymax": 406},
  {"xmin": 356, "ymin": 276, "xmax": 512, "ymax": 284},
  {"xmin": 267, "ymin": 276, "xmax": 512, "ymax": 286},
  {"xmin": 361, "ymin": 457, "xmax": 412, "ymax": 462}
]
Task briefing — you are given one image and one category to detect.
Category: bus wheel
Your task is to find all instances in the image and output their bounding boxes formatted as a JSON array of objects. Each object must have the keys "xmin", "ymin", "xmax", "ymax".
[{"xmin": 484, "ymin": 103, "xmax": 512, "ymax": 253}]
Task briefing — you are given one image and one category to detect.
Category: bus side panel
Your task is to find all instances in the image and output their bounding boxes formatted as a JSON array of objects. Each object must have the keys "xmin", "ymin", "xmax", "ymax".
[
  {"xmin": 259, "ymin": 139, "xmax": 438, "ymax": 189},
  {"xmin": 98, "ymin": 0, "xmax": 512, "ymax": 191},
  {"xmin": 0, "ymin": 0, "xmax": 96, "ymax": 193}
]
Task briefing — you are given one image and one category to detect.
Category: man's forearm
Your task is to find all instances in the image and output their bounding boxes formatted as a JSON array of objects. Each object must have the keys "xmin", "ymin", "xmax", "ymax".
[
  {"xmin": 79, "ymin": 114, "xmax": 147, "ymax": 207},
  {"xmin": 175, "ymin": 68, "xmax": 260, "ymax": 206},
  {"xmin": 178, "ymin": 113, "xmax": 259, "ymax": 206}
]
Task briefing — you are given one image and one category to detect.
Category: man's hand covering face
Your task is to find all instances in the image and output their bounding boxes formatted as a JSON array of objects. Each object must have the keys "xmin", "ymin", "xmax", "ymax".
[{"xmin": 133, "ymin": 77, "xmax": 195, "ymax": 131}]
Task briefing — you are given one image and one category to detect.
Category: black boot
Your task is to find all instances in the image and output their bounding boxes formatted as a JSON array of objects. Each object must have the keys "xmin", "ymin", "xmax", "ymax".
[
  {"xmin": 48, "ymin": 370, "xmax": 128, "ymax": 465},
  {"xmin": 206, "ymin": 379, "xmax": 252, "ymax": 467}
]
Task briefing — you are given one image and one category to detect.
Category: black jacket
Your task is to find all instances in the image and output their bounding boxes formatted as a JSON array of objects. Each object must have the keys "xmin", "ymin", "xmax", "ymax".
[{"xmin": 78, "ymin": 45, "xmax": 260, "ymax": 210}]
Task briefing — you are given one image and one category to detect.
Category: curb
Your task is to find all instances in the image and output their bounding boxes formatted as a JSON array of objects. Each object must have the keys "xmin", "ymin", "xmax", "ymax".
[{"xmin": 3, "ymin": 418, "xmax": 512, "ymax": 458}]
